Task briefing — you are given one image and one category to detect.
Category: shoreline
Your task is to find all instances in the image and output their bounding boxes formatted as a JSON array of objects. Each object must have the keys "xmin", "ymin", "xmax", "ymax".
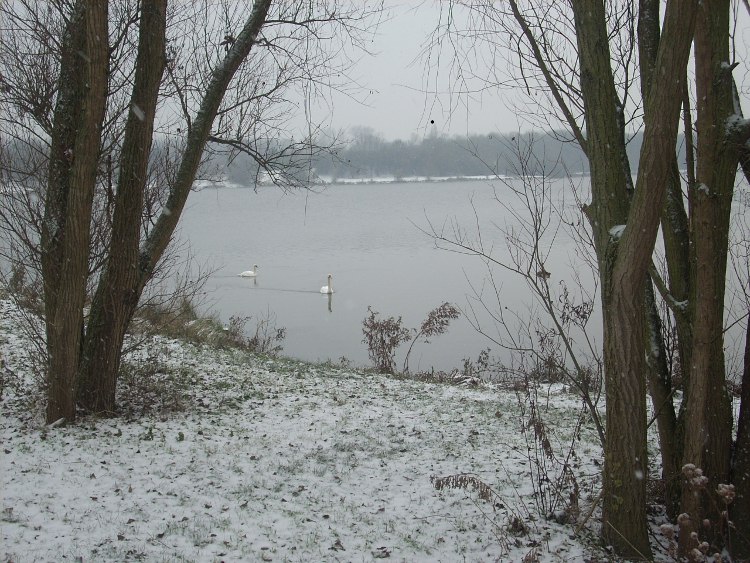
[{"xmin": 196, "ymin": 172, "xmax": 589, "ymax": 190}]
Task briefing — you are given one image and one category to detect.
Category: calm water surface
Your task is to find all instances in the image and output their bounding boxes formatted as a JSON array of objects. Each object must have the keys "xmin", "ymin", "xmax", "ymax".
[{"xmin": 178, "ymin": 179, "xmax": 586, "ymax": 371}]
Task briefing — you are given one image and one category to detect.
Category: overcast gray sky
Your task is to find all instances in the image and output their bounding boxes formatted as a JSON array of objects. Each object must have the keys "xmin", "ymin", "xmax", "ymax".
[
  {"xmin": 311, "ymin": 1, "xmax": 750, "ymax": 143},
  {"xmin": 313, "ymin": 1, "xmax": 521, "ymax": 141}
]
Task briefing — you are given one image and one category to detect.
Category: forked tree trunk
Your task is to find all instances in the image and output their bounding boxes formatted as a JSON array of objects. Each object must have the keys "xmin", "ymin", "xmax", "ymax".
[
  {"xmin": 41, "ymin": 1, "xmax": 108, "ymax": 423},
  {"xmin": 502, "ymin": 0, "xmax": 743, "ymax": 556},
  {"xmin": 77, "ymin": 0, "xmax": 167, "ymax": 414},
  {"xmin": 77, "ymin": 0, "xmax": 273, "ymax": 413},
  {"xmin": 572, "ymin": 0, "xmax": 697, "ymax": 556}
]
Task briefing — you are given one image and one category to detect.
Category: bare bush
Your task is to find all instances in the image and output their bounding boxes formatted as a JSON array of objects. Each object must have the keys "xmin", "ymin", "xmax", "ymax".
[
  {"xmin": 665, "ymin": 464, "xmax": 739, "ymax": 560},
  {"xmin": 402, "ymin": 302, "xmax": 460, "ymax": 373},
  {"xmin": 515, "ymin": 375, "xmax": 583, "ymax": 523},
  {"xmin": 229, "ymin": 311, "xmax": 286, "ymax": 356},
  {"xmin": 362, "ymin": 302, "xmax": 460, "ymax": 375},
  {"xmin": 361, "ymin": 306, "xmax": 410, "ymax": 374},
  {"xmin": 132, "ymin": 298, "xmax": 285, "ymax": 356},
  {"xmin": 117, "ymin": 350, "xmax": 189, "ymax": 417},
  {"xmin": 431, "ymin": 473, "xmax": 495, "ymax": 502},
  {"xmin": 422, "ymin": 135, "xmax": 605, "ymax": 447}
]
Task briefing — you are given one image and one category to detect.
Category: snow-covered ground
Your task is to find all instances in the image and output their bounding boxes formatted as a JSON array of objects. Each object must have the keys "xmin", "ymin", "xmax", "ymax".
[{"xmin": 1, "ymin": 298, "xmax": 624, "ymax": 562}]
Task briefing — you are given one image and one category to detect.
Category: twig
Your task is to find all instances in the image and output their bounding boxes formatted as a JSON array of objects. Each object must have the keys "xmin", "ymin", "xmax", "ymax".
[
  {"xmin": 575, "ymin": 488, "xmax": 603, "ymax": 535},
  {"xmin": 604, "ymin": 519, "xmax": 651, "ymax": 561}
]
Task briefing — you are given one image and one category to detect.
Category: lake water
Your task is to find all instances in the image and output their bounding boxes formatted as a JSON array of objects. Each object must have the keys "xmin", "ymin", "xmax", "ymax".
[{"xmin": 177, "ymin": 179, "xmax": 589, "ymax": 372}]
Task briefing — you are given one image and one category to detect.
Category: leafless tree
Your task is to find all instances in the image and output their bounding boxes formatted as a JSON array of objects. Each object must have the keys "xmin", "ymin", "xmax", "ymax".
[
  {"xmin": 427, "ymin": 0, "xmax": 750, "ymax": 558},
  {"xmin": 423, "ymin": 135, "xmax": 605, "ymax": 447},
  {"xmin": 0, "ymin": 1, "xmax": 383, "ymax": 420}
]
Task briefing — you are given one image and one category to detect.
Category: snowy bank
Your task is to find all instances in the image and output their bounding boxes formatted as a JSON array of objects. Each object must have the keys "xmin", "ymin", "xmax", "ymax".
[{"xmin": 1, "ymin": 298, "xmax": 615, "ymax": 562}]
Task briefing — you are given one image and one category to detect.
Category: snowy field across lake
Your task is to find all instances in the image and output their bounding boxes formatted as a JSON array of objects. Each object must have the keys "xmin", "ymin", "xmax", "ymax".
[{"xmin": 1, "ymin": 299, "xmax": 659, "ymax": 562}]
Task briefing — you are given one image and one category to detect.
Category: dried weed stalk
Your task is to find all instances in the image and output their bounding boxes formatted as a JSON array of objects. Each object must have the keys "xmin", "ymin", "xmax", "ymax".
[
  {"xmin": 361, "ymin": 306, "xmax": 411, "ymax": 374},
  {"xmin": 403, "ymin": 302, "xmax": 460, "ymax": 373},
  {"xmin": 516, "ymin": 374, "xmax": 584, "ymax": 523},
  {"xmin": 362, "ymin": 302, "xmax": 460, "ymax": 374},
  {"xmin": 431, "ymin": 473, "xmax": 495, "ymax": 502}
]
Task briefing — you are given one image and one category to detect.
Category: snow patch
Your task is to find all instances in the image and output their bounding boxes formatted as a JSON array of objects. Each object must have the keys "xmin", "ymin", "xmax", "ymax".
[
  {"xmin": 696, "ymin": 183, "xmax": 710, "ymax": 195},
  {"xmin": 0, "ymin": 299, "xmax": 608, "ymax": 562},
  {"xmin": 609, "ymin": 224, "xmax": 626, "ymax": 239},
  {"xmin": 726, "ymin": 113, "xmax": 750, "ymax": 137},
  {"xmin": 131, "ymin": 103, "xmax": 145, "ymax": 121}
]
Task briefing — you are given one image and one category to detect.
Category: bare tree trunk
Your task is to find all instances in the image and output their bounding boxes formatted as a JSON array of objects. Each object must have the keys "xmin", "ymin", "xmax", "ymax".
[
  {"xmin": 644, "ymin": 281, "xmax": 680, "ymax": 518},
  {"xmin": 570, "ymin": 0, "xmax": 647, "ymax": 554},
  {"xmin": 637, "ymin": 0, "xmax": 683, "ymax": 518},
  {"xmin": 572, "ymin": 0, "xmax": 696, "ymax": 556},
  {"xmin": 140, "ymin": 0, "xmax": 272, "ymax": 281},
  {"xmin": 40, "ymin": 1, "xmax": 108, "ymax": 423},
  {"xmin": 661, "ymin": 153, "xmax": 692, "ymax": 373},
  {"xmin": 669, "ymin": 86, "xmax": 696, "ymax": 475},
  {"xmin": 680, "ymin": 1, "xmax": 737, "ymax": 555},
  {"xmin": 77, "ymin": 0, "xmax": 167, "ymax": 414},
  {"xmin": 78, "ymin": 0, "xmax": 273, "ymax": 413}
]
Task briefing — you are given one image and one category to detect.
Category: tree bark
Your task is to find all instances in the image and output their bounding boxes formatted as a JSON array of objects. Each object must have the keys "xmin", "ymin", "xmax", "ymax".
[
  {"xmin": 77, "ymin": 0, "xmax": 167, "ymax": 414},
  {"xmin": 570, "ymin": 0, "xmax": 647, "ymax": 555},
  {"xmin": 613, "ymin": 0, "xmax": 696, "ymax": 555},
  {"xmin": 40, "ymin": 1, "xmax": 108, "ymax": 423},
  {"xmin": 637, "ymin": 0, "xmax": 683, "ymax": 518},
  {"xmin": 572, "ymin": 0, "xmax": 697, "ymax": 556},
  {"xmin": 644, "ymin": 281, "xmax": 680, "ymax": 518},
  {"xmin": 680, "ymin": 1, "xmax": 737, "ymax": 555},
  {"xmin": 77, "ymin": 0, "xmax": 274, "ymax": 413}
]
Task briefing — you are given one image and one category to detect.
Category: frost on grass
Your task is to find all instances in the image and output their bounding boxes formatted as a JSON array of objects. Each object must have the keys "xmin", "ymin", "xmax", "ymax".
[{"xmin": 1, "ymin": 298, "xmax": 609, "ymax": 562}]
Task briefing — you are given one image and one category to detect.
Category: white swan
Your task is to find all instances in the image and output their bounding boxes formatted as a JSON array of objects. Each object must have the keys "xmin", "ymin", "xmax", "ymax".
[
  {"xmin": 320, "ymin": 273, "xmax": 334, "ymax": 294},
  {"xmin": 238, "ymin": 264, "xmax": 258, "ymax": 277}
]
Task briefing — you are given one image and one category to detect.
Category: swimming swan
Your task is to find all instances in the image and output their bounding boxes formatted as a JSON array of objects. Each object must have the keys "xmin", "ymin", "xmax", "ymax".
[
  {"xmin": 320, "ymin": 274, "xmax": 334, "ymax": 294},
  {"xmin": 239, "ymin": 264, "xmax": 258, "ymax": 277}
]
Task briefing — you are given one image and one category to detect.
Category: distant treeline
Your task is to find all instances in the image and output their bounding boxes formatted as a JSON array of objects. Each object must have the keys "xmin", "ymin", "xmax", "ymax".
[
  {"xmin": 2, "ymin": 129, "xmax": 680, "ymax": 187},
  {"xmin": 223, "ymin": 129, "xmax": 674, "ymax": 184},
  {"xmin": 312, "ymin": 130, "xmax": 593, "ymax": 180}
]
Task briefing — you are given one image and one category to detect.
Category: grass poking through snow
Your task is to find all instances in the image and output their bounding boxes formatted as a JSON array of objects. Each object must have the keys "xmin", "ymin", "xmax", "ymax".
[{"xmin": 1, "ymin": 299, "xmax": 609, "ymax": 562}]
